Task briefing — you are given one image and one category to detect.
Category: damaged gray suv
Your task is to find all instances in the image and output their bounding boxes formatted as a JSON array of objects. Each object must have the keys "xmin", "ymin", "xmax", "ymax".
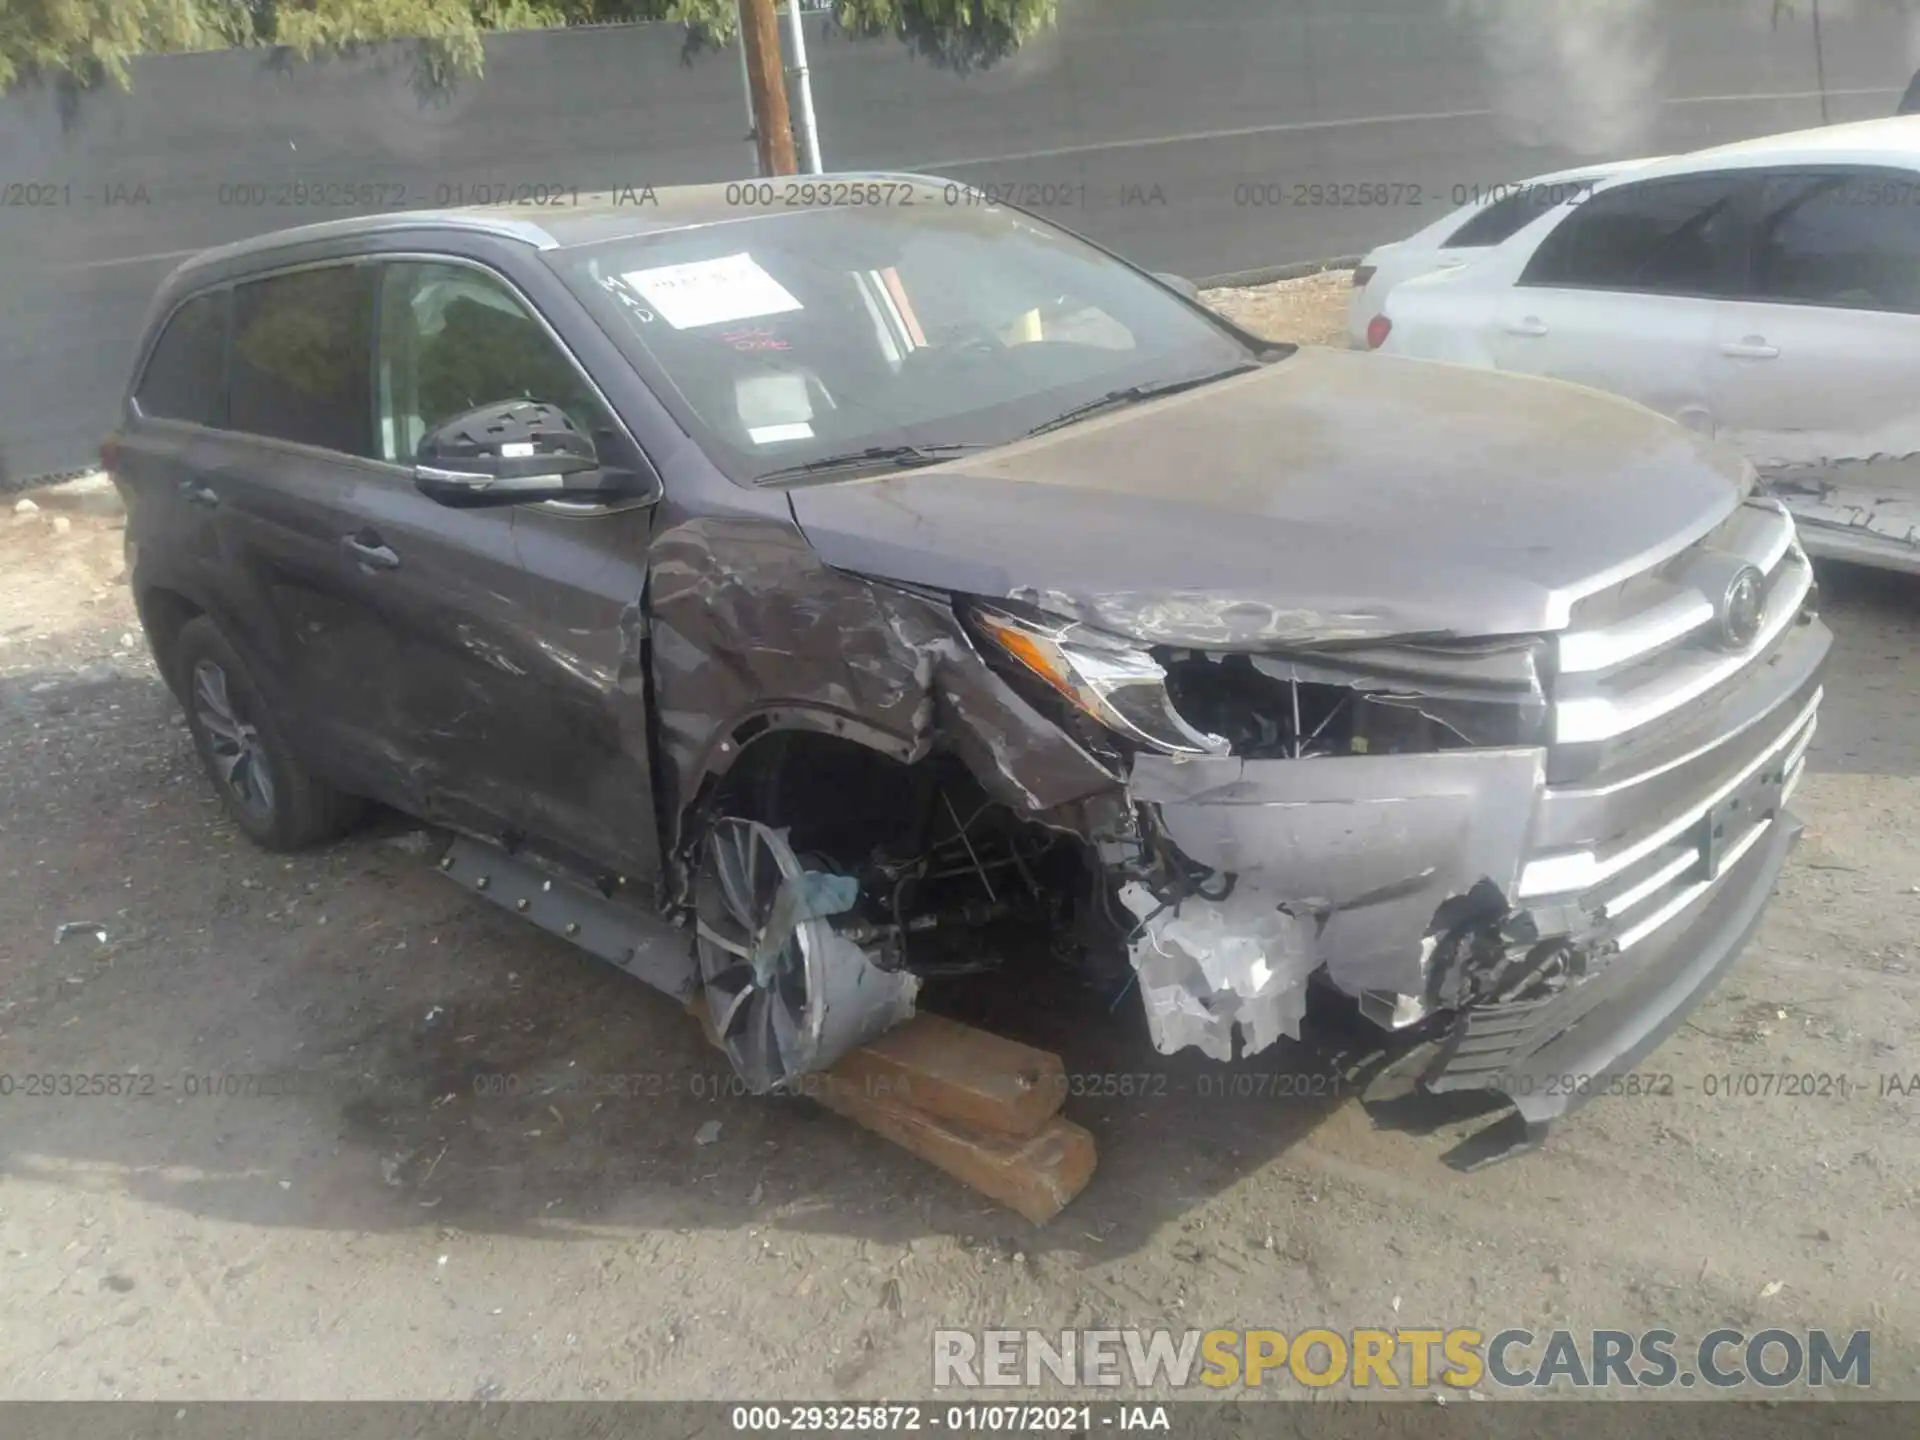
[{"xmin": 110, "ymin": 176, "xmax": 1829, "ymax": 1161}]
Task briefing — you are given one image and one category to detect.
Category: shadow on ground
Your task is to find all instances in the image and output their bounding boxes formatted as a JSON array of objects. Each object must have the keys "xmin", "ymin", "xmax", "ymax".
[{"xmin": 0, "ymin": 663, "xmax": 1475, "ymax": 1265}]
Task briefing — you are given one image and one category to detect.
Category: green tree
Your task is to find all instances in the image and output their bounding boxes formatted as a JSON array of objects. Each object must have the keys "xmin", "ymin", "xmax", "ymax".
[
  {"xmin": 834, "ymin": 0, "xmax": 1056, "ymax": 73},
  {"xmin": 0, "ymin": 0, "xmax": 236, "ymax": 90},
  {"xmin": 0, "ymin": 0, "xmax": 1060, "ymax": 92}
]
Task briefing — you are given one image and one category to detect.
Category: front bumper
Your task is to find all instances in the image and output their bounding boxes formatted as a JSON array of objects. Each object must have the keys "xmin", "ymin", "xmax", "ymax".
[
  {"xmin": 1425, "ymin": 804, "xmax": 1799, "ymax": 1125},
  {"xmin": 1121, "ymin": 598, "xmax": 1829, "ymax": 1148}
]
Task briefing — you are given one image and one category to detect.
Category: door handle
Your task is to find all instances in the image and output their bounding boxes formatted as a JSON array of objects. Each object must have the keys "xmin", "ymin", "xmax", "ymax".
[
  {"xmin": 1503, "ymin": 316, "xmax": 1549, "ymax": 337},
  {"xmin": 341, "ymin": 533, "xmax": 400, "ymax": 571},
  {"xmin": 179, "ymin": 480, "xmax": 220, "ymax": 508},
  {"xmin": 1721, "ymin": 338, "xmax": 1780, "ymax": 359}
]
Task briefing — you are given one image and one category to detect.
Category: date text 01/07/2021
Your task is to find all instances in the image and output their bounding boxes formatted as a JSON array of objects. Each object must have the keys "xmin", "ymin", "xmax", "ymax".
[{"xmin": 728, "ymin": 1404, "xmax": 1172, "ymax": 1433}]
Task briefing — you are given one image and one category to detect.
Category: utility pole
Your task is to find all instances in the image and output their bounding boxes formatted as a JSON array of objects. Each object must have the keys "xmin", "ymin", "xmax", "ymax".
[
  {"xmin": 1811, "ymin": 0, "xmax": 1830, "ymax": 124},
  {"xmin": 783, "ymin": 1, "xmax": 824, "ymax": 174},
  {"xmin": 738, "ymin": 0, "xmax": 798, "ymax": 177}
]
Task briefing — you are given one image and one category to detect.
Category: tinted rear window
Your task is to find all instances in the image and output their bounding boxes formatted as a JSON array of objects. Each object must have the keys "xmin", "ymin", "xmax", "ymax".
[
  {"xmin": 1445, "ymin": 178, "xmax": 1599, "ymax": 248},
  {"xmin": 1751, "ymin": 173, "xmax": 1920, "ymax": 313},
  {"xmin": 230, "ymin": 266, "xmax": 377, "ymax": 456},
  {"xmin": 1520, "ymin": 174, "xmax": 1750, "ymax": 293},
  {"xmin": 135, "ymin": 291, "xmax": 228, "ymax": 427}
]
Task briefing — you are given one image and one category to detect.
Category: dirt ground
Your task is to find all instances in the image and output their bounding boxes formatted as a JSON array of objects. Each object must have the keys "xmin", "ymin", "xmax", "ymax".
[
  {"xmin": 3, "ymin": 285, "xmax": 1918, "ymax": 1401},
  {"xmin": 1202, "ymin": 269, "xmax": 1356, "ymax": 347}
]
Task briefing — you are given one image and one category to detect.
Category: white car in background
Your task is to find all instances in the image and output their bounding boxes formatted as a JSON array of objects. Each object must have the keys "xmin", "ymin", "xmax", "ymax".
[
  {"xmin": 1368, "ymin": 115, "xmax": 1920, "ymax": 575},
  {"xmin": 1346, "ymin": 159, "xmax": 1661, "ymax": 349}
]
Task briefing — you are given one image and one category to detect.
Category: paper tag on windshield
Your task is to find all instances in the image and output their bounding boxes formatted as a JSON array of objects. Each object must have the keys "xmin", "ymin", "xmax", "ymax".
[
  {"xmin": 737, "ymin": 374, "xmax": 815, "ymax": 446},
  {"xmin": 748, "ymin": 422, "xmax": 815, "ymax": 444},
  {"xmin": 620, "ymin": 252, "xmax": 802, "ymax": 331}
]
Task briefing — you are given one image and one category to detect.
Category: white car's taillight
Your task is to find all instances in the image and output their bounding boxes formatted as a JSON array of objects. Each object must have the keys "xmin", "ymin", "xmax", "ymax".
[{"xmin": 1366, "ymin": 315, "xmax": 1393, "ymax": 350}]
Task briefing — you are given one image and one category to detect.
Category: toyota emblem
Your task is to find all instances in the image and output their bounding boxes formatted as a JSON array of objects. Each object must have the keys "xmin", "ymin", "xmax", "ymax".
[{"xmin": 1717, "ymin": 566, "xmax": 1765, "ymax": 650}]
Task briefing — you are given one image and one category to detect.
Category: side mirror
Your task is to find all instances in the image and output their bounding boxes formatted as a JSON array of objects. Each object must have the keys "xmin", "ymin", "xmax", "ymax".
[
  {"xmin": 414, "ymin": 400, "xmax": 647, "ymax": 508},
  {"xmin": 1153, "ymin": 271, "xmax": 1201, "ymax": 300}
]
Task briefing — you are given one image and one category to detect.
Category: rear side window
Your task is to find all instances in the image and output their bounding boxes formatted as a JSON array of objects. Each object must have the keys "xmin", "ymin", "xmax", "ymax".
[
  {"xmin": 1749, "ymin": 172, "xmax": 1920, "ymax": 313},
  {"xmin": 230, "ymin": 265, "xmax": 377, "ymax": 457},
  {"xmin": 135, "ymin": 291, "xmax": 228, "ymax": 427},
  {"xmin": 1445, "ymin": 178, "xmax": 1598, "ymax": 249},
  {"xmin": 1519, "ymin": 174, "xmax": 1751, "ymax": 294}
]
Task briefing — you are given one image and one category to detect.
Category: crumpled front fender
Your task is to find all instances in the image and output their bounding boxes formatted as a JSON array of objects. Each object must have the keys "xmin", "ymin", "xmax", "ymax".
[{"xmin": 648, "ymin": 516, "xmax": 1123, "ymax": 869}]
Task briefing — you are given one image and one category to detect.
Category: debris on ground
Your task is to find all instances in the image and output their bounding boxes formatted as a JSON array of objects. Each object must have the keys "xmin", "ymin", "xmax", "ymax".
[{"xmin": 1201, "ymin": 269, "xmax": 1353, "ymax": 347}]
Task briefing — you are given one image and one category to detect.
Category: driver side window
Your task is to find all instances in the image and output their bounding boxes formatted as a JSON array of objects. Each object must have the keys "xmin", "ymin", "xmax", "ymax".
[{"xmin": 375, "ymin": 261, "xmax": 615, "ymax": 463}]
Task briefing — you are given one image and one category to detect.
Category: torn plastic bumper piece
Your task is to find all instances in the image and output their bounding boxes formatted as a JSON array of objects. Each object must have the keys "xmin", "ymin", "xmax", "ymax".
[
  {"xmin": 1117, "ymin": 880, "xmax": 1320, "ymax": 1061},
  {"xmin": 1426, "ymin": 812, "xmax": 1802, "ymax": 1137}
]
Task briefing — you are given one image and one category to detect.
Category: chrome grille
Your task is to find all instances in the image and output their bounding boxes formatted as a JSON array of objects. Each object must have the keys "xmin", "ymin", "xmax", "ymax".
[
  {"xmin": 1522, "ymin": 496, "xmax": 1824, "ymax": 953},
  {"xmin": 1553, "ymin": 497, "xmax": 1809, "ymax": 746}
]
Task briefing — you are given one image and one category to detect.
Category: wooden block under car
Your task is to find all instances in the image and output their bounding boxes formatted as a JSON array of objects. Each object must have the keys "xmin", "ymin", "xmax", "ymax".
[
  {"xmin": 686, "ymin": 999, "xmax": 1097, "ymax": 1223},
  {"xmin": 815, "ymin": 1077, "xmax": 1097, "ymax": 1226},
  {"xmin": 826, "ymin": 1013, "xmax": 1067, "ymax": 1138}
]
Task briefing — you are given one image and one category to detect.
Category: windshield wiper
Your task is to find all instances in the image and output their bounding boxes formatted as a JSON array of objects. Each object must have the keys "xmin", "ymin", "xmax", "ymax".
[
  {"xmin": 752, "ymin": 443, "xmax": 992, "ymax": 486},
  {"xmin": 1022, "ymin": 364, "xmax": 1261, "ymax": 439}
]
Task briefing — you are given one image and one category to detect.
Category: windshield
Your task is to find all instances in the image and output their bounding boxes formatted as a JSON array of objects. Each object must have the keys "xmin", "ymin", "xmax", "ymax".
[{"xmin": 548, "ymin": 197, "xmax": 1263, "ymax": 484}]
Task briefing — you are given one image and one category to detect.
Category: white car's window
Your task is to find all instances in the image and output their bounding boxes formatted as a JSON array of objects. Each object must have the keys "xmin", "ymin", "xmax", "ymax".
[
  {"xmin": 1749, "ymin": 172, "xmax": 1920, "ymax": 314},
  {"xmin": 1518, "ymin": 174, "xmax": 1751, "ymax": 296},
  {"xmin": 1444, "ymin": 177, "xmax": 1600, "ymax": 249}
]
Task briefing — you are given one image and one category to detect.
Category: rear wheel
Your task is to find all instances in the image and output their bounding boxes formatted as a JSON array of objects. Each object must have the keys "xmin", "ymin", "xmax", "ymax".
[{"xmin": 174, "ymin": 617, "xmax": 363, "ymax": 851}]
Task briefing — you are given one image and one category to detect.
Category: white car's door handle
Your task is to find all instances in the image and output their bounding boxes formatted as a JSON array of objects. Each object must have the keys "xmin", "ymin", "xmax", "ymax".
[
  {"xmin": 1503, "ymin": 317, "xmax": 1549, "ymax": 337},
  {"xmin": 1721, "ymin": 338, "xmax": 1780, "ymax": 359}
]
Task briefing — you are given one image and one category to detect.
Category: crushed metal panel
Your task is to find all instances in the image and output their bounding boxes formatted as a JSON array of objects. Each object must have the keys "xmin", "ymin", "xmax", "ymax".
[
  {"xmin": 1762, "ymin": 455, "xmax": 1920, "ymax": 576},
  {"xmin": 1128, "ymin": 748, "xmax": 1544, "ymax": 998},
  {"xmin": 929, "ymin": 637, "xmax": 1123, "ymax": 813},
  {"xmin": 647, "ymin": 516, "xmax": 1120, "ymax": 858}
]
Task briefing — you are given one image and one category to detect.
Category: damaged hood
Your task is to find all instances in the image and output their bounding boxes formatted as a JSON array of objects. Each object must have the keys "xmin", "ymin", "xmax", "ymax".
[{"xmin": 788, "ymin": 348, "xmax": 1750, "ymax": 647}]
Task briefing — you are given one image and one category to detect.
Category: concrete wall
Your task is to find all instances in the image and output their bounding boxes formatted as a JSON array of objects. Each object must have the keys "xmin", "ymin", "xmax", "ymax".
[{"xmin": 2, "ymin": 0, "xmax": 1914, "ymax": 484}]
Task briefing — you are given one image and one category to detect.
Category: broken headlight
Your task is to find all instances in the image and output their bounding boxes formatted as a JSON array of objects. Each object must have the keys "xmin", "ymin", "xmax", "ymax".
[{"xmin": 968, "ymin": 605, "xmax": 1229, "ymax": 758}]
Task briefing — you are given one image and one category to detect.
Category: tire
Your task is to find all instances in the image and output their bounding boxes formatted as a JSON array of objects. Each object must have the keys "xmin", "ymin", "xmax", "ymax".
[{"xmin": 172, "ymin": 616, "xmax": 364, "ymax": 851}]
